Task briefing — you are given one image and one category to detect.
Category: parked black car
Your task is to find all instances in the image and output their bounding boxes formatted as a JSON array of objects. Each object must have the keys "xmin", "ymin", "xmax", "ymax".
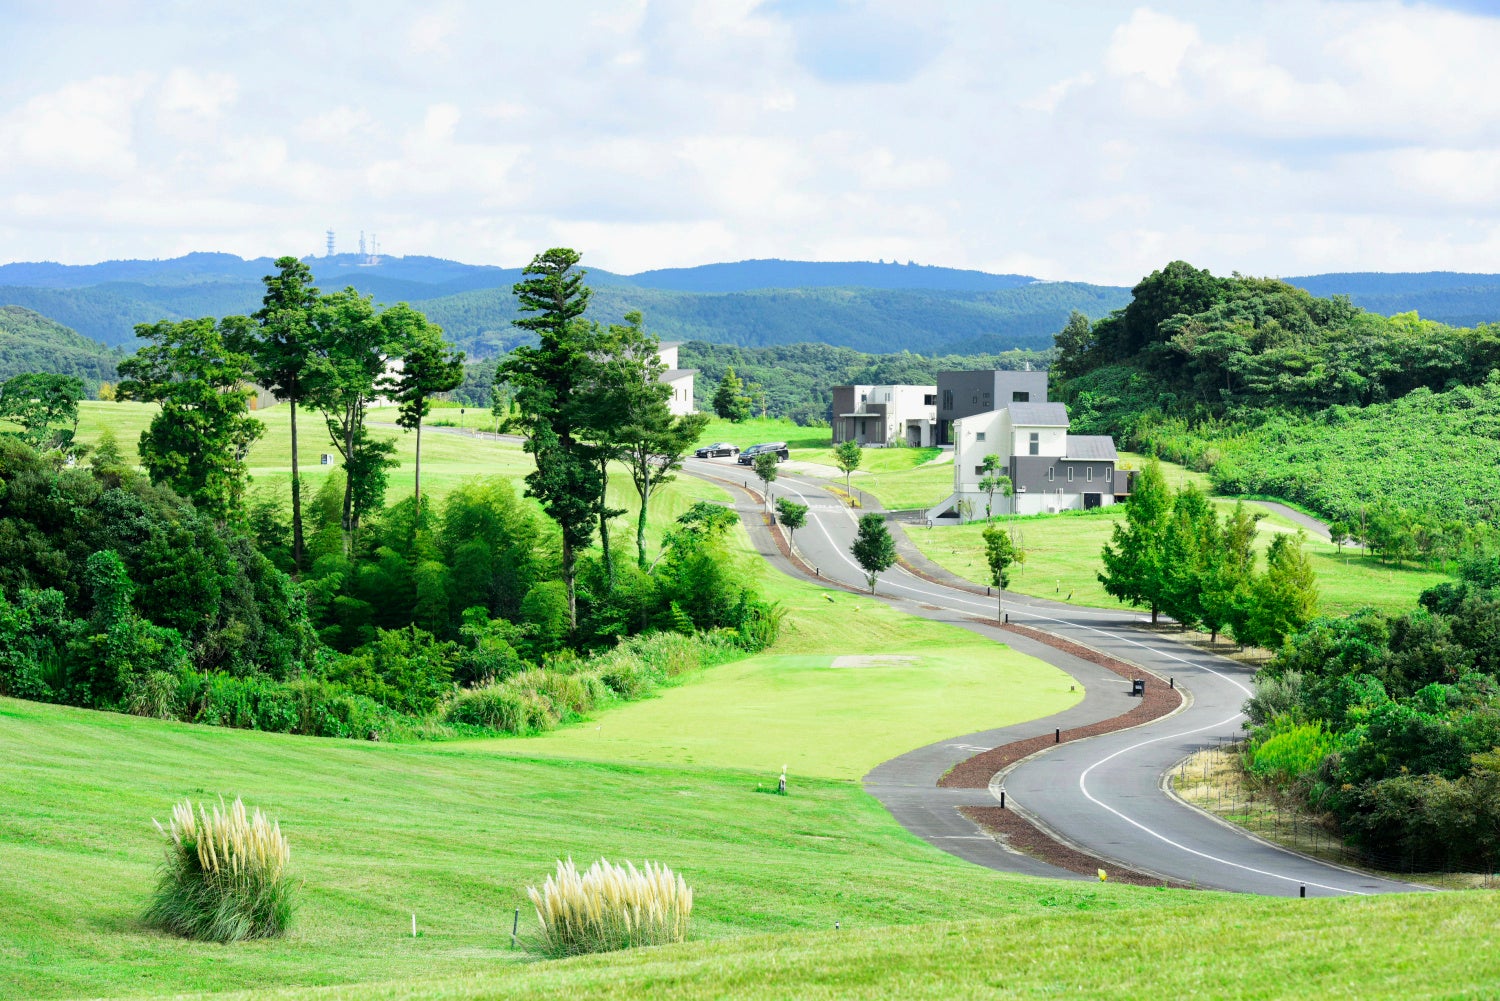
[
  {"xmin": 737, "ymin": 442, "xmax": 790, "ymax": 464},
  {"xmin": 694, "ymin": 442, "xmax": 740, "ymax": 458}
]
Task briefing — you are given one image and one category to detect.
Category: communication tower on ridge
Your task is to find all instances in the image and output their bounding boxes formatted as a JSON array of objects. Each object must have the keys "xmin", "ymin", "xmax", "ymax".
[
  {"xmin": 358, "ymin": 231, "xmax": 367, "ymax": 256},
  {"xmin": 325, "ymin": 230, "xmax": 335, "ymax": 257}
]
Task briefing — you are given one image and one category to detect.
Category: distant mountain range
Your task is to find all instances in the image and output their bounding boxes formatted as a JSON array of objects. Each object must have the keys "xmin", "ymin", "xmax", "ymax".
[{"xmin": 2, "ymin": 254, "xmax": 1499, "ymax": 357}]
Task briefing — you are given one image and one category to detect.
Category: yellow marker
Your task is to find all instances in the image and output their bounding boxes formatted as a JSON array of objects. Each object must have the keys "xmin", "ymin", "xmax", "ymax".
[{"xmin": 1097, "ymin": 869, "xmax": 1108, "ymax": 883}]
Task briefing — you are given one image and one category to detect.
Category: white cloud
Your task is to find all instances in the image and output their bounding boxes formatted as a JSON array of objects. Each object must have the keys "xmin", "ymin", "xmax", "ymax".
[
  {"xmin": 2, "ymin": 75, "xmax": 148, "ymax": 174},
  {"xmin": 1104, "ymin": 8, "xmax": 1200, "ymax": 87}
]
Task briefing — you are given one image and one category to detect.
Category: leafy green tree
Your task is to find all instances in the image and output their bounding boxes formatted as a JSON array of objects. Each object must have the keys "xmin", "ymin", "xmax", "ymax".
[
  {"xmin": 0, "ymin": 372, "xmax": 84, "ymax": 451},
  {"xmin": 499, "ymin": 248, "xmax": 604, "ymax": 631},
  {"xmin": 1098, "ymin": 459, "xmax": 1172, "ymax": 622},
  {"xmin": 982, "ymin": 523, "xmax": 1022, "ymax": 620},
  {"xmin": 775, "ymin": 497, "xmax": 808, "ymax": 543},
  {"xmin": 1241, "ymin": 532, "xmax": 1319, "ymax": 650},
  {"xmin": 591, "ymin": 311, "xmax": 712, "ymax": 569},
  {"xmin": 834, "ymin": 439, "xmax": 862, "ymax": 492},
  {"xmin": 249, "ymin": 256, "xmax": 323, "ymax": 570},
  {"xmin": 117, "ymin": 316, "xmax": 264, "ymax": 522},
  {"xmin": 712, "ymin": 365, "xmax": 751, "ymax": 422},
  {"xmin": 1199, "ymin": 501, "xmax": 1261, "ymax": 644},
  {"xmin": 1051, "ymin": 309, "xmax": 1095, "ymax": 382},
  {"xmin": 381, "ymin": 303, "xmax": 465, "ymax": 510},
  {"xmin": 978, "ymin": 454, "xmax": 1011, "ymax": 520},
  {"xmin": 308, "ymin": 288, "xmax": 397, "ymax": 540},
  {"xmin": 851, "ymin": 512, "xmax": 897, "ymax": 593},
  {"xmin": 753, "ymin": 450, "xmax": 778, "ymax": 507}
]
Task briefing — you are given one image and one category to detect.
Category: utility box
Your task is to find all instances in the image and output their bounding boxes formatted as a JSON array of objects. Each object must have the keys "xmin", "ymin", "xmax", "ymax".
[
  {"xmin": 320, "ymin": 454, "xmax": 332, "ymax": 465},
  {"xmin": 1131, "ymin": 678, "xmax": 1145, "ymax": 697}
]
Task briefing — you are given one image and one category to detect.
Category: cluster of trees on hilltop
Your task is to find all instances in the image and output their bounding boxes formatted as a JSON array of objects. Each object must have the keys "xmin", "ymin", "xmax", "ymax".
[
  {"xmin": 0, "ymin": 250, "xmax": 781, "ymax": 741},
  {"xmin": 0, "ymin": 306, "xmax": 124, "ymax": 394},
  {"xmin": 1053, "ymin": 261, "xmax": 1500, "ymax": 440},
  {"xmin": 1245, "ymin": 556, "xmax": 1500, "ymax": 870}
]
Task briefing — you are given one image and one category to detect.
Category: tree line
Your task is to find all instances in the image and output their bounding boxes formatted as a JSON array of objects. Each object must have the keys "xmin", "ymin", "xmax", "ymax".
[{"xmin": 1099, "ymin": 461, "xmax": 1318, "ymax": 649}]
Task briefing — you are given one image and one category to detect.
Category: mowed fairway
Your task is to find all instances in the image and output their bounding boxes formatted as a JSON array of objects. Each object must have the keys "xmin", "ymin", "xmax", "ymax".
[{"xmin": 488, "ymin": 645, "xmax": 1077, "ymax": 781}]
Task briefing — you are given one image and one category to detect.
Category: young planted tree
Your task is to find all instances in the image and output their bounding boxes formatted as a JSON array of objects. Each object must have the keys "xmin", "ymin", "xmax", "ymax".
[
  {"xmin": 851, "ymin": 512, "xmax": 897, "ymax": 593},
  {"xmin": 381, "ymin": 303, "xmax": 465, "ymax": 510},
  {"xmin": 249, "ymin": 256, "xmax": 323, "ymax": 570},
  {"xmin": 0, "ymin": 372, "xmax": 84, "ymax": 451},
  {"xmin": 1098, "ymin": 459, "xmax": 1172, "ymax": 622},
  {"xmin": 978, "ymin": 454, "xmax": 1012, "ymax": 520},
  {"xmin": 499, "ymin": 248, "xmax": 603, "ymax": 631},
  {"xmin": 834, "ymin": 439, "xmax": 862, "ymax": 492},
  {"xmin": 1240, "ymin": 532, "xmax": 1319, "ymax": 651},
  {"xmin": 712, "ymin": 366, "xmax": 751, "ymax": 423},
  {"xmin": 982, "ymin": 522, "xmax": 1022, "ymax": 621},
  {"xmin": 117, "ymin": 316, "xmax": 264, "ymax": 522},
  {"xmin": 775, "ymin": 497, "xmax": 808, "ymax": 543},
  {"xmin": 753, "ymin": 450, "xmax": 778, "ymax": 508},
  {"xmin": 308, "ymin": 288, "xmax": 398, "ymax": 540}
]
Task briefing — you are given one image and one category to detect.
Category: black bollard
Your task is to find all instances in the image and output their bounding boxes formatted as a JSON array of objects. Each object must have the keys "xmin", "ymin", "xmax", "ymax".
[
  {"xmin": 1000, "ymin": 790, "xmax": 1006, "ymax": 809},
  {"xmin": 1299, "ymin": 885, "xmax": 1306, "ymax": 898},
  {"xmin": 1055, "ymin": 727, "xmax": 1061, "ymax": 743},
  {"xmin": 1170, "ymin": 677, "xmax": 1175, "ymax": 689}
]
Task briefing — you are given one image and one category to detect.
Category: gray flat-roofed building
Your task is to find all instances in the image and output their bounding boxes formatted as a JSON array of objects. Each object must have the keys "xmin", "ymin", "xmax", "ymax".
[{"xmin": 934, "ymin": 369, "xmax": 1050, "ymax": 445}]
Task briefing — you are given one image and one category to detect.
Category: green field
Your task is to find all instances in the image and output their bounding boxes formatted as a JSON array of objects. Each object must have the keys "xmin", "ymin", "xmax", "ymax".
[
  {"xmin": 908, "ymin": 500, "xmax": 1448, "ymax": 618},
  {"xmin": 487, "ymin": 644, "xmax": 1078, "ymax": 781}
]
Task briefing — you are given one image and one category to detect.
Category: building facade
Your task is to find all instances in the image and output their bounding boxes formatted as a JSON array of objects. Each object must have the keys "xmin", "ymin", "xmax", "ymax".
[
  {"xmin": 831, "ymin": 384, "xmax": 937, "ymax": 446},
  {"xmin": 927, "ymin": 382, "xmax": 1120, "ymax": 521},
  {"xmin": 934, "ymin": 369, "xmax": 1049, "ymax": 446},
  {"xmin": 656, "ymin": 342, "xmax": 696, "ymax": 416}
]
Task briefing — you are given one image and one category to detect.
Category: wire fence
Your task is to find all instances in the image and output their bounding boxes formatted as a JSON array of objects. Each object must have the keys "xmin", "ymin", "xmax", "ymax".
[{"xmin": 1173, "ymin": 736, "xmax": 1499, "ymax": 885}]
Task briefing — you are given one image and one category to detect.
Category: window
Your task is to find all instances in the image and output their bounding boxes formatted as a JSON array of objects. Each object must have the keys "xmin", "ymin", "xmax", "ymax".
[
  {"xmin": 974, "ymin": 465, "xmax": 986, "ymax": 476},
  {"xmin": 1086, "ymin": 467, "xmax": 1093, "ymax": 482},
  {"xmin": 1012, "ymin": 391, "xmax": 1029, "ymax": 402},
  {"xmin": 1047, "ymin": 467, "xmax": 1054, "ymax": 481},
  {"xmin": 860, "ymin": 393, "xmax": 867, "ymax": 404},
  {"xmin": 982, "ymin": 392, "xmax": 991, "ymax": 402},
  {"xmin": 1105, "ymin": 467, "xmax": 1113, "ymax": 482},
  {"xmin": 924, "ymin": 394, "xmax": 936, "ymax": 405},
  {"xmin": 975, "ymin": 432, "xmax": 986, "ymax": 442},
  {"xmin": 972, "ymin": 394, "xmax": 979, "ymax": 404},
  {"xmin": 1067, "ymin": 467, "xmax": 1074, "ymax": 482},
  {"xmin": 942, "ymin": 390, "xmax": 953, "ymax": 410},
  {"xmin": 1028, "ymin": 432, "xmax": 1039, "ymax": 456}
]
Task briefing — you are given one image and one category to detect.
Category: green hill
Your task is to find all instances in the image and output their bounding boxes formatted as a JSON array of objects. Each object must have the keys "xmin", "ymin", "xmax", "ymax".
[{"xmin": 0, "ymin": 304, "xmax": 124, "ymax": 393}]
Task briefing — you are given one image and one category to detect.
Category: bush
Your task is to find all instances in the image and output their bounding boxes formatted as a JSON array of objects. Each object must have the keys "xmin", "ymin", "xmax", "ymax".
[
  {"xmin": 1246, "ymin": 718, "xmax": 1333, "ymax": 786},
  {"xmin": 527, "ymin": 857, "xmax": 692, "ymax": 957},
  {"xmin": 446, "ymin": 684, "xmax": 528, "ymax": 732},
  {"xmin": 144, "ymin": 797, "xmax": 295, "ymax": 942}
]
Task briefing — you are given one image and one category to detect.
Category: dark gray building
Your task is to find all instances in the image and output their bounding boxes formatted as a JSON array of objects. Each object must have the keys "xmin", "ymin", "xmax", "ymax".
[{"xmin": 935, "ymin": 370, "xmax": 1049, "ymax": 445}]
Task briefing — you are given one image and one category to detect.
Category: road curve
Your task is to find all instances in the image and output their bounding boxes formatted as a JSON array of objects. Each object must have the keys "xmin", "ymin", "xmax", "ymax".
[{"xmin": 683, "ymin": 456, "xmax": 1427, "ymax": 897}]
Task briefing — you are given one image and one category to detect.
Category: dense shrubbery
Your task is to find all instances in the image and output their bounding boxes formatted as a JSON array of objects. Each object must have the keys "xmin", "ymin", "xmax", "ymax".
[
  {"xmin": 1244, "ymin": 555, "xmax": 1500, "ymax": 869},
  {"xmin": 0, "ymin": 434, "xmax": 779, "ymax": 741},
  {"xmin": 527, "ymin": 857, "xmax": 693, "ymax": 956}
]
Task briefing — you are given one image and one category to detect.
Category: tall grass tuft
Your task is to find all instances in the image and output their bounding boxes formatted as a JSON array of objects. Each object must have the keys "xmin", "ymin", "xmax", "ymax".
[
  {"xmin": 527, "ymin": 857, "xmax": 693, "ymax": 956},
  {"xmin": 143, "ymin": 797, "xmax": 295, "ymax": 942}
]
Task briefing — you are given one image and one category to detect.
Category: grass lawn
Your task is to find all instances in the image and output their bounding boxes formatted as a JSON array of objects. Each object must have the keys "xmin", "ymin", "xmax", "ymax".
[
  {"xmin": 693, "ymin": 415, "xmax": 831, "ymax": 452},
  {"xmin": 484, "ymin": 644, "xmax": 1078, "ymax": 782},
  {"xmin": 908, "ymin": 501, "xmax": 1448, "ymax": 618}
]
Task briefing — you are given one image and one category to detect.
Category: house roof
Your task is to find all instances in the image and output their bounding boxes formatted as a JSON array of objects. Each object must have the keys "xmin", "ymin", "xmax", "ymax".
[
  {"xmin": 1065, "ymin": 435, "xmax": 1118, "ymax": 461},
  {"xmin": 659, "ymin": 368, "xmax": 695, "ymax": 382},
  {"xmin": 1006, "ymin": 402, "xmax": 1069, "ymax": 426}
]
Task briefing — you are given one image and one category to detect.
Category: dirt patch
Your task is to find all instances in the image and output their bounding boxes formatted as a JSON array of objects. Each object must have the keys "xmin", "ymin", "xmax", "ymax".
[
  {"xmin": 830, "ymin": 655, "xmax": 919, "ymax": 668},
  {"xmin": 959, "ymin": 807, "xmax": 1191, "ymax": 888},
  {"xmin": 939, "ymin": 622, "xmax": 1183, "ymax": 789}
]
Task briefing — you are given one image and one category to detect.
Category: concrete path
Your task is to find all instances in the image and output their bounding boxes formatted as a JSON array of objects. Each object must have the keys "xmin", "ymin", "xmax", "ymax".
[{"xmin": 1250, "ymin": 500, "xmax": 1333, "ymax": 541}]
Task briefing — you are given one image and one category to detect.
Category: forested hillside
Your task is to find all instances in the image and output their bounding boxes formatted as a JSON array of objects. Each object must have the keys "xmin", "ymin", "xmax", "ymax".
[{"xmin": 0, "ymin": 306, "xmax": 123, "ymax": 392}]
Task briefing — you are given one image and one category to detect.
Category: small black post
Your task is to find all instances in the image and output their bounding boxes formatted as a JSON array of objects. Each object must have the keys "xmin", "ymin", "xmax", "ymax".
[
  {"xmin": 1170, "ymin": 677, "xmax": 1174, "ymax": 688},
  {"xmin": 1004, "ymin": 613, "xmax": 1009, "ymax": 624},
  {"xmin": 1299, "ymin": 885, "xmax": 1306, "ymax": 899},
  {"xmin": 1055, "ymin": 727, "xmax": 1061, "ymax": 743},
  {"xmin": 511, "ymin": 907, "xmax": 519, "ymax": 947},
  {"xmin": 987, "ymin": 586, "xmax": 991, "ymax": 595},
  {"xmin": 1000, "ymin": 790, "xmax": 1006, "ymax": 809}
]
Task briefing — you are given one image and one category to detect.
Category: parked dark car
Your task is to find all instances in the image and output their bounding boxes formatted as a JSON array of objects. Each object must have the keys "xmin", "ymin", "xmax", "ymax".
[
  {"xmin": 694, "ymin": 442, "xmax": 740, "ymax": 458},
  {"xmin": 737, "ymin": 442, "xmax": 790, "ymax": 464}
]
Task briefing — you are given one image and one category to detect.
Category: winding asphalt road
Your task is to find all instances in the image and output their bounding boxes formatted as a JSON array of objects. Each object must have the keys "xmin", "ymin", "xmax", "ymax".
[{"xmin": 683, "ymin": 455, "xmax": 1426, "ymax": 897}]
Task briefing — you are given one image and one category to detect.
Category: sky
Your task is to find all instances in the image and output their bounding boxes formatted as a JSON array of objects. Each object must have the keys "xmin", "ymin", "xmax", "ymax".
[{"xmin": 1, "ymin": 0, "xmax": 1497, "ymax": 284}]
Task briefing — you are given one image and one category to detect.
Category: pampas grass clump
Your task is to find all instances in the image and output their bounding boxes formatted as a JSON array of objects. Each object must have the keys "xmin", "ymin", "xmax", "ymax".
[
  {"xmin": 144, "ymin": 797, "xmax": 295, "ymax": 942},
  {"xmin": 527, "ymin": 857, "xmax": 693, "ymax": 956}
]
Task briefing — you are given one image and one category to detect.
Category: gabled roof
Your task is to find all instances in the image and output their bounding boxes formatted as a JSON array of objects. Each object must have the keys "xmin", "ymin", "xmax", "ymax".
[
  {"xmin": 659, "ymin": 368, "xmax": 695, "ymax": 381},
  {"xmin": 1006, "ymin": 402, "xmax": 1069, "ymax": 426},
  {"xmin": 1065, "ymin": 435, "xmax": 1118, "ymax": 461}
]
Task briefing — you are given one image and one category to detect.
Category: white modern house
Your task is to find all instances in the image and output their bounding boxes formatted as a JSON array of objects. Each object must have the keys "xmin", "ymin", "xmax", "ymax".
[
  {"xmin": 656, "ymin": 342, "xmax": 696, "ymax": 416},
  {"xmin": 831, "ymin": 384, "xmax": 938, "ymax": 447},
  {"xmin": 927, "ymin": 399, "xmax": 1120, "ymax": 521}
]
